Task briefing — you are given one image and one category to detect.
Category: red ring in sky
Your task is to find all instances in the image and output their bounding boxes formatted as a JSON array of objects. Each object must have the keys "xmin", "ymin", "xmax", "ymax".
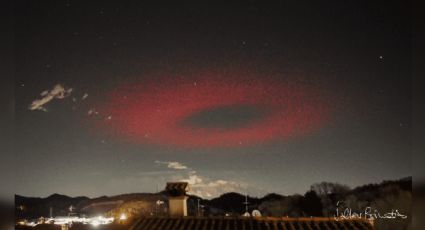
[{"xmin": 96, "ymin": 73, "xmax": 331, "ymax": 148}]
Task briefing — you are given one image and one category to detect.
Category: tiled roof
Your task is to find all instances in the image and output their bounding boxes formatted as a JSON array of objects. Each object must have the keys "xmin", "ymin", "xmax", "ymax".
[
  {"xmin": 130, "ymin": 217, "xmax": 374, "ymax": 230},
  {"xmin": 165, "ymin": 182, "xmax": 189, "ymax": 196},
  {"xmin": 166, "ymin": 182, "xmax": 189, "ymax": 191}
]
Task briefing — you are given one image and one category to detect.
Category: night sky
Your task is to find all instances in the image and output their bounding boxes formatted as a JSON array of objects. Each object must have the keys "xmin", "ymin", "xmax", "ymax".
[{"xmin": 12, "ymin": 0, "xmax": 411, "ymax": 198}]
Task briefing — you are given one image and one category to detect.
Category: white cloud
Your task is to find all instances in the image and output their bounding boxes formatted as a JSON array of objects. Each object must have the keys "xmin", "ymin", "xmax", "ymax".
[
  {"xmin": 155, "ymin": 160, "xmax": 188, "ymax": 170},
  {"xmin": 167, "ymin": 162, "xmax": 188, "ymax": 170},
  {"xmin": 28, "ymin": 84, "xmax": 73, "ymax": 111},
  {"xmin": 182, "ymin": 174, "xmax": 203, "ymax": 185},
  {"xmin": 40, "ymin": 90, "xmax": 49, "ymax": 96},
  {"xmin": 155, "ymin": 161, "xmax": 248, "ymax": 198},
  {"xmin": 187, "ymin": 175, "xmax": 246, "ymax": 198}
]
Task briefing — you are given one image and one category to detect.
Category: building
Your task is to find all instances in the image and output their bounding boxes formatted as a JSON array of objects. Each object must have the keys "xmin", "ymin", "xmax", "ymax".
[
  {"xmin": 129, "ymin": 182, "xmax": 374, "ymax": 230},
  {"xmin": 165, "ymin": 182, "xmax": 189, "ymax": 217}
]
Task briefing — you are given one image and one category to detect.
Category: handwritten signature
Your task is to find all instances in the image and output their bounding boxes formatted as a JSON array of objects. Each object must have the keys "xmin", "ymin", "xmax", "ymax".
[{"xmin": 334, "ymin": 201, "xmax": 408, "ymax": 221}]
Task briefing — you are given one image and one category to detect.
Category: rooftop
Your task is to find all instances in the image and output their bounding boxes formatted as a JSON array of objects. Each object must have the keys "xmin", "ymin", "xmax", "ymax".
[
  {"xmin": 129, "ymin": 216, "xmax": 374, "ymax": 230},
  {"xmin": 165, "ymin": 182, "xmax": 189, "ymax": 197}
]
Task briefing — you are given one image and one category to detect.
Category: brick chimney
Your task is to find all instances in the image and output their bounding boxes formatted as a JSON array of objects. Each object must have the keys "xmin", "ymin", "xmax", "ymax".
[{"xmin": 165, "ymin": 182, "xmax": 189, "ymax": 217}]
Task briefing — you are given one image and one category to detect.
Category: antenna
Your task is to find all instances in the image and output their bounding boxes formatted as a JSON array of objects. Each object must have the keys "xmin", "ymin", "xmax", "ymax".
[
  {"xmin": 242, "ymin": 193, "xmax": 251, "ymax": 217},
  {"xmin": 243, "ymin": 194, "xmax": 249, "ymax": 213}
]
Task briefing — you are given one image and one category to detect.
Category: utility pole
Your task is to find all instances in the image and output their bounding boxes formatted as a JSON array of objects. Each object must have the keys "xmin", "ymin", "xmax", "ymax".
[
  {"xmin": 155, "ymin": 183, "xmax": 159, "ymax": 216},
  {"xmin": 197, "ymin": 199, "xmax": 200, "ymax": 217}
]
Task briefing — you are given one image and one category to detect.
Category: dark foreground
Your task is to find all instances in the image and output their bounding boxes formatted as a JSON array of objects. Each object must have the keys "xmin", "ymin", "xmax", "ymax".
[{"xmin": 15, "ymin": 223, "xmax": 131, "ymax": 230}]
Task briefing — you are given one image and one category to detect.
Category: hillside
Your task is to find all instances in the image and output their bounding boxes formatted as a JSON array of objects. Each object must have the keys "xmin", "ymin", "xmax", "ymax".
[{"xmin": 16, "ymin": 177, "xmax": 411, "ymax": 228}]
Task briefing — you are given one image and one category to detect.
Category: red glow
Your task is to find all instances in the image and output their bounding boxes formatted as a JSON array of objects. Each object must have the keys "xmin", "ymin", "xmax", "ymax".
[{"xmin": 95, "ymin": 73, "xmax": 332, "ymax": 148}]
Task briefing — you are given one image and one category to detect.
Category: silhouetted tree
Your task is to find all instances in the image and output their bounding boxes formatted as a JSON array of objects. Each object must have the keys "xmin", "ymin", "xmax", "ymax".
[
  {"xmin": 301, "ymin": 190, "xmax": 323, "ymax": 217},
  {"xmin": 258, "ymin": 194, "xmax": 303, "ymax": 217}
]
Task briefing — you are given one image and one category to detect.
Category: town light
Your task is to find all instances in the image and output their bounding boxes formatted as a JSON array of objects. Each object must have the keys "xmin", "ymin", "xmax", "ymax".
[
  {"xmin": 119, "ymin": 213, "xmax": 127, "ymax": 220},
  {"xmin": 90, "ymin": 220, "xmax": 100, "ymax": 227}
]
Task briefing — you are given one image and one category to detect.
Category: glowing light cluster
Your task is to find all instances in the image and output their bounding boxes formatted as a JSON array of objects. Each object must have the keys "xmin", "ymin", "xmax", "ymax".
[{"xmin": 18, "ymin": 216, "xmax": 114, "ymax": 227}]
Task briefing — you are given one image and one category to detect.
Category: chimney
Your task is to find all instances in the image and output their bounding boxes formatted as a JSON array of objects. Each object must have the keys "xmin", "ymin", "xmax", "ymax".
[{"xmin": 165, "ymin": 182, "xmax": 189, "ymax": 217}]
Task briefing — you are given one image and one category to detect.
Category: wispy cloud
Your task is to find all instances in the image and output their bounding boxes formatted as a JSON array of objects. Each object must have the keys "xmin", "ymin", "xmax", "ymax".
[
  {"xmin": 82, "ymin": 93, "xmax": 89, "ymax": 100},
  {"xmin": 155, "ymin": 160, "xmax": 188, "ymax": 170},
  {"xmin": 87, "ymin": 108, "xmax": 99, "ymax": 116},
  {"xmin": 28, "ymin": 84, "xmax": 73, "ymax": 111}
]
